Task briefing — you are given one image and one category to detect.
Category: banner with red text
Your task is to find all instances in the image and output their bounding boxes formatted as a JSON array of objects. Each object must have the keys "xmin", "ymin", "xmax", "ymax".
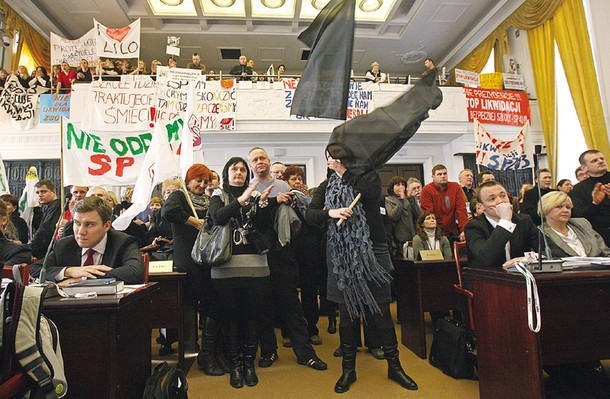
[
  {"xmin": 62, "ymin": 117, "xmax": 185, "ymax": 186},
  {"xmin": 94, "ymin": 19, "xmax": 141, "ymax": 59},
  {"xmin": 464, "ymin": 87, "xmax": 530, "ymax": 126},
  {"xmin": 81, "ymin": 77, "xmax": 155, "ymax": 131},
  {"xmin": 51, "ymin": 28, "xmax": 97, "ymax": 66},
  {"xmin": 474, "ymin": 119, "xmax": 533, "ymax": 170}
]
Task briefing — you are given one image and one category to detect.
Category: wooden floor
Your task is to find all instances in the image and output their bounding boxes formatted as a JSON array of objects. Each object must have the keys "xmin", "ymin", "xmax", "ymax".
[{"xmin": 162, "ymin": 308, "xmax": 481, "ymax": 399}]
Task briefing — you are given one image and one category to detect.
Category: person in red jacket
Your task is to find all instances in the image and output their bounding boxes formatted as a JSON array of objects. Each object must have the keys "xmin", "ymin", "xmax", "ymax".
[{"xmin": 420, "ymin": 164, "xmax": 468, "ymax": 243}]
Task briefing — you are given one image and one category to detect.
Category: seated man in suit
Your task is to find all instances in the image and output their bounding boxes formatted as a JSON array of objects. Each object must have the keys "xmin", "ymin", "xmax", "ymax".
[
  {"xmin": 32, "ymin": 196, "xmax": 144, "ymax": 285},
  {"xmin": 465, "ymin": 180, "xmax": 539, "ymax": 269}
]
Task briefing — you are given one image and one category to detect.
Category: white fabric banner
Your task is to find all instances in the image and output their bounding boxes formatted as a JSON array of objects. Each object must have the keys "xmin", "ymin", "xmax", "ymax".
[
  {"xmin": 80, "ymin": 77, "xmax": 155, "ymax": 131},
  {"xmin": 0, "ymin": 76, "xmax": 48, "ymax": 130},
  {"xmin": 94, "ymin": 19, "xmax": 141, "ymax": 59},
  {"xmin": 61, "ymin": 117, "xmax": 184, "ymax": 186},
  {"xmin": 18, "ymin": 166, "xmax": 39, "ymax": 236},
  {"xmin": 474, "ymin": 119, "xmax": 533, "ymax": 170},
  {"xmin": 50, "ymin": 28, "xmax": 97, "ymax": 66},
  {"xmin": 0, "ymin": 151, "xmax": 9, "ymax": 194}
]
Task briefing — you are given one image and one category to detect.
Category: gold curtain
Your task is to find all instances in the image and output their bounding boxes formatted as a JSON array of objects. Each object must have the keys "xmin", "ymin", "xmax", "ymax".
[
  {"xmin": 0, "ymin": 0, "xmax": 50, "ymax": 72},
  {"xmin": 527, "ymin": 23, "xmax": 557, "ymax": 176},
  {"xmin": 507, "ymin": 0, "xmax": 564, "ymax": 29},
  {"xmin": 553, "ymin": 0, "xmax": 610, "ymax": 157}
]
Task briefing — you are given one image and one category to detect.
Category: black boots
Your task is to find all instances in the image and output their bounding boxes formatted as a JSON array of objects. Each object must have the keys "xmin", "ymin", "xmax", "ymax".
[
  {"xmin": 197, "ymin": 317, "xmax": 225, "ymax": 376},
  {"xmin": 242, "ymin": 321, "xmax": 259, "ymax": 387},
  {"xmin": 327, "ymin": 315, "xmax": 337, "ymax": 334},
  {"xmin": 334, "ymin": 326, "xmax": 358, "ymax": 393},
  {"xmin": 380, "ymin": 326, "xmax": 418, "ymax": 390}
]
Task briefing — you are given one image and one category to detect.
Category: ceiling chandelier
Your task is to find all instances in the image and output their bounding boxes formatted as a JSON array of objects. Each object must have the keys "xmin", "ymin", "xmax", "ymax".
[
  {"xmin": 211, "ymin": 0, "xmax": 236, "ymax": 7},
  {"xmin": 261, "ymin": 0, "xmax": 286, "ymax": 8},
  {"xmin": 159, "ymin": 0, "xmax": 184, "ymax": 5},
  {"xmin": 359, "ymin": 0, "xmax": 383, "ymax": 12}
]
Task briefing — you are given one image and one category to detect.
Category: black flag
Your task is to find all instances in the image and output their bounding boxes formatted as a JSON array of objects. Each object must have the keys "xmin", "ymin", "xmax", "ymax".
[
  {"xmin": 326, "ymin": 71, "xmax": 444, "ymax": 176},
  {"xmin": 290, "ymin": 0, "xmax": 355, "ymax": 120}
]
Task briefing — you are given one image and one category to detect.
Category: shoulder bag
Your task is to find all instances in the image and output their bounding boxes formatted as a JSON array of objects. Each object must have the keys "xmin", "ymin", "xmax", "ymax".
[{"xmin": 191, "ymin": 190, "xmax": 235, "ymax": 267}]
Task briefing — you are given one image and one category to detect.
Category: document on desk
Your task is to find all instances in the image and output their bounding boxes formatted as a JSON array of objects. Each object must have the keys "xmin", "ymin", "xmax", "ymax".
[{"xmin": 561, "ymin": 256, "xmax": 610, "ymax": 270}]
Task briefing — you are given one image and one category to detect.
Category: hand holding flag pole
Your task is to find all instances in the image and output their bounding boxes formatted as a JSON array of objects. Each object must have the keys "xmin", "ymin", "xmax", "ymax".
[{"xmin": 336, "ymin": 193, "xmax": 361, "ymax": 226}]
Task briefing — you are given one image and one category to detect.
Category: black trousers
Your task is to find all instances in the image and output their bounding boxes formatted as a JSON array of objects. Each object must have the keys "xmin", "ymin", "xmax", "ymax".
[
  {"xmin": 259, "ymin": 246, "xmax": 316, "ymax": 362},
  {"xmin": 293, "ymin": 238, "xmax": 323, "ymax": 337}
]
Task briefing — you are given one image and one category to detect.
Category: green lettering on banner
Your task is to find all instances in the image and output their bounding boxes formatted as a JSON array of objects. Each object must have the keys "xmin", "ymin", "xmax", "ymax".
[
  {"xmin": 139, "ymin": 133, "xmax": 152, "ymax": 152},
  {"xmin": 66, "ymin": 123, "xmax": 106, "ymax": 154},
  {"xmin": 89, "ymin": 133, "xmax": 105, "ymax": 154},
  {"xmin": 66, "ymin": 123, "xmax": 85, "ymax": 150},
  {"xmin": 166, "ymin": 119, "xmax": 184, "ymax": 143},
  {"xmin": 109, "ymin": 138, "xmax": 128, "ymax": 156},
  {"xmin": 126, "ymin": 136, "xmax": 144, "ymax": 155}
]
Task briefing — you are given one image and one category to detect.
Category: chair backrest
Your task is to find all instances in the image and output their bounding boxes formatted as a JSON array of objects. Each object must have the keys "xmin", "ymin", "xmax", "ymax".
[
  {"xmin": 141, "ymin": 252, "xmax": 150, "ymax": 284},
  {"xmin": 454, "ymin": 241, "xmax": 467, "ymax": 286},
  {"xmin": 2, "ymin": 264, "xmax": 30, "ymax": 286}
]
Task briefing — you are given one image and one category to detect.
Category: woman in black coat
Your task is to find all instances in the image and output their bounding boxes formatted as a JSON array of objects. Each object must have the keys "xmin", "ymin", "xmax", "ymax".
[
  {"xmin": 161, "ymin": 164, "xmax": 223, "ymax": 376},
  {"xmin": 0, "ymin": 201, "xmax": 32, "ymax": 265},
  {"xmin": 306, "ymin": 156, "xmax": 417, "ymax": 394}
]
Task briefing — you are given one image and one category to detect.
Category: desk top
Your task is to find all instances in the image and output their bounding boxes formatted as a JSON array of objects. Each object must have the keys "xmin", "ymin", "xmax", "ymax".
[
  {"xmin": 393, "ymin": 258, "xmax": 465, "ymax": 269},
  {"xmin": 43, "ymin": 283, "xmax": 158, "ymax": 310},
  {"xmin": 463, "ymin": 267, "xmax": 610, "ymax": 286}
]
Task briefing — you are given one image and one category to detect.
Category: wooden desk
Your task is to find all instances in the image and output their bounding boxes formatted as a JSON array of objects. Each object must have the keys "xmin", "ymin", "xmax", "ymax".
[
  {"xmin": 43, "ymin": 284, "xmax": 159, "ymax": 399},
  {"xmin": 464, "ymin": 267, "xmax": 610, "ymax": 399},
  {"xmin": 149, "ymin": 272, "xmax": 198, "ymax": 368},
  {"xmin": 394, "ymin": 258, "xmax": 460, "ymax": 359}
]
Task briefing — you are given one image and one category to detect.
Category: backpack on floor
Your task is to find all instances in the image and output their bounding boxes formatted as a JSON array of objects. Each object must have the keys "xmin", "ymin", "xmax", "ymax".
[
  {"xmin": 143, "ymin": 361, "xmax": 188, "ymax": 399},
  {"xmin": 0, "ymin": 281, "xmax": 67, "ymax": 398}
]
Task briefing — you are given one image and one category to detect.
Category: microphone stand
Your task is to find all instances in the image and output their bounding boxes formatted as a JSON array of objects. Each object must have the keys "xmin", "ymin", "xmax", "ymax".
[
  {"xmin": 534, "ymin": 149, "xmax": 553, "ymax": 270},
  {"xmin": 39, "ymin": 197, "xmax": 70, "ymax": 282}
]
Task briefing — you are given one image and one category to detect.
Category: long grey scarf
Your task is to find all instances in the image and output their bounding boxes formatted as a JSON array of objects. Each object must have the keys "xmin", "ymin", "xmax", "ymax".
[{"xmin": 325, "ymin": 173, "xmax": 392, "ymax": 319}]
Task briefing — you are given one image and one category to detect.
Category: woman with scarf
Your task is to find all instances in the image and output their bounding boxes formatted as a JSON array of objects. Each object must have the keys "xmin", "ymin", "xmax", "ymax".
[
  {"xmin": 208, "ymin": 157, "xmax": 274, "ymax": 389},
  {"xmin": 412, "ymin": 211, "xmax": 452, "ymax": 261},
  {"xmin": 161, "ymin": 164, "xmax": 223, "ymax": 375},
  {"xmin": 306, "ymin": 155, "xmax": 418, "ymax": 394}
]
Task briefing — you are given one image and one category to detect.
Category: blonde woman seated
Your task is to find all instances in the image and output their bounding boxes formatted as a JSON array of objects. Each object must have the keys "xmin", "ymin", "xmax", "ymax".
[
  {"xmin": 539, "ymin": 191, "xmax": 610, "ymax": 258},
  {"xmin": 412, "ymin": 211, "xmax": 452, "ymax": 261}
]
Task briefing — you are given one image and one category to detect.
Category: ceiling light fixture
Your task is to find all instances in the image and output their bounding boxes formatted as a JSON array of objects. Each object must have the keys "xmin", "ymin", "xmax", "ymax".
[
  {"xmin": 311, "ymin": 0, "xmax": 329, "ymax": 10},
  {"xmin": 261, "ymin": 0, "xmax": 286, "ymax": 8},
  {"xmin": 359, "ymin": 0, "xmax": 383, "ymax": 13},
  {"xmin": 211, "ymin": 0, "xmax": 236, "ymax": 7},
  {"xmin": 159, "ymin": 0, "xmax": 184, "ymax": 5}
]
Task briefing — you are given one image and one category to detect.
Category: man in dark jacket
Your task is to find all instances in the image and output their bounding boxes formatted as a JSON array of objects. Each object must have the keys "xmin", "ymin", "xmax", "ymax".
[{"xmin": 29, "ymin": 179, "xmax": 61, "ymax": 260}]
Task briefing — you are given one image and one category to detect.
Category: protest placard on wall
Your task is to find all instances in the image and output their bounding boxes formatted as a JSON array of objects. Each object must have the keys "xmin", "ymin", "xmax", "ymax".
[
  {"xmin": 455, "ymin": 68, "xmax": 480, "ymax": 87},
  {"xmin": 0, "ymin": 76, "xmax": 48, "ymax": 130},
  {"xmin": 347, "ymin": 81, "xmax": 374, "ymax": 119},
  {"xmin": 192, "ymin": 79, "xmax": 236, "ymax": 130},
  {"xmin": 50, "ymin": 29, "xmax": 97, "ymax": 66},
  {"xmin": 154, "ymin": 66, "xmax": 203, "ymax": 123},
  {"xmin": 94, "ymin": 19, "xmax": 141, "ymax": 59},
  {"xmin": 62, "ymin": 117, "xmax": 184, "ymax": 186},
  {"xmin": 81, "ymin": 78, "xmax": 156, "ymax": 131},
  {"xmin": 474, "ymin": 119, "xmax": 533, "ymax": 170},
  {"xmin": 39, "ymin": 94, "xmax": 70, "ymax": 124},
  {"xmin": 464, "ymin": 87, "xmax": 530, "ymax": 126},
  {"xmin": 502, "ymin": 73, "xmax": 525, "ymax": 91},
  {"xmin": 479, "ymin": 72, "xmax": 504, "ymax": 89}
]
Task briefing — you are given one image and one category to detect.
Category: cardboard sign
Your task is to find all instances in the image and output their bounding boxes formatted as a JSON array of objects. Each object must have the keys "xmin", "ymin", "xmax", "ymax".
[{"xmin": 419, "ymin": 249, "xmax": 445, "ymax": 261}]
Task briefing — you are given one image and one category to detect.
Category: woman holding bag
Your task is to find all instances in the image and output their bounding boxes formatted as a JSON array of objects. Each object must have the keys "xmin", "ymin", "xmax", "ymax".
[
  {"xmin": 161, "ymin": 164, "xmax": 224, "ymax": 375},
  {"xmin": 208, "ymin": 157, "xmax": 275, "ymax": 389}
]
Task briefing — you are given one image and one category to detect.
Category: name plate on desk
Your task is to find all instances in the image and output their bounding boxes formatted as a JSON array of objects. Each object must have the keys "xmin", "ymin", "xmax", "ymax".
[
  {"xmin": 419, "ymin": 249, "xmax": 444, "ymax": 261},
  {"xmin": 149, "ymin": 261, "xmax": 173, "ymax": 274}
]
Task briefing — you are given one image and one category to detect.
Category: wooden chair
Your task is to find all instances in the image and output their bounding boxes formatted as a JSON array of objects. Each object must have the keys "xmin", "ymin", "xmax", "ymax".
[
  {"xmin": 141, "ymin": 252, "xmax": 150, "ymax": 284},
  {"xmin": 2, "ymin": 263, "xmax": 30, "ymax": 286},
  {"xmin": 453, "ymin": 241, "xmax": 475, "ymax": 331}
]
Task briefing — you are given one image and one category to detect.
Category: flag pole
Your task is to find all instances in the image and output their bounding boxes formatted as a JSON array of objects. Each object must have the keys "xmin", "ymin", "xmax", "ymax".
[{"xmin": 180, "ymin": 180, "xmax": 199, "ymax": 220}]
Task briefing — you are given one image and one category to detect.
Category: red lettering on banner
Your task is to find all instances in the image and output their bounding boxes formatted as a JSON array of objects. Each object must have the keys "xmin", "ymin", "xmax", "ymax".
[
  {"xmin": 116, "ymin": 157, "xmax": 135, "ymax": 177},
  {"xmin": 89, "ymin": 154, "xmax": 112, "ymax": 175}
]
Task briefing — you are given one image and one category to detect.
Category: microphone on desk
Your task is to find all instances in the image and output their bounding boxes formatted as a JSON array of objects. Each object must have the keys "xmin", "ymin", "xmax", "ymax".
[
  {"xmin": 39, "ymin": 197, "xmax": 71, "ymax": 283},
  {"xmin": 533, "ymin": 145, "xmax": 553, "ymax": 267}
]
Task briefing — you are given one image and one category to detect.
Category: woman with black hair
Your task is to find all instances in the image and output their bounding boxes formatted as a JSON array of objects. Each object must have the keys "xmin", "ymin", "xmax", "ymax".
[
  {"xmin": 412, "ymin": 211, "xmax": 452, "ymax": 261},
  {"xmin": 208, "ymin": 157, "xmax": 274, "ymax": 389},
  {"xmin": 0, "ymin": 201, "xmax": 32, "ymax": 265},
  {"xmin": 306, "ymin": 155, "xmax": 418, "ymax": 394},
  {"xmin": 28, "ymin": 66, "xmax": 51, "ymax": 88},
  {"xmin": 384, "ymin": 175, "xmax": 416, "ymax": 257}
]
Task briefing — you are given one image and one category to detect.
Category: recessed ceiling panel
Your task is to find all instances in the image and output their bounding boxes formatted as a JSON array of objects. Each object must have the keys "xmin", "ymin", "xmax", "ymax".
[
  {"xmin": 200, "ymin": 0, "xmax": 246, "ymax": 17},
  {"xmin": 251, "ymin": 0, "xmax": 295, "ymax": 18},
  {"xmin": 429, "ymin": 2, "xmax": 470, "ymax": 23},
  {"xmin": 147, "ymin": 0, "xmax": 197, "ymax": 16}
]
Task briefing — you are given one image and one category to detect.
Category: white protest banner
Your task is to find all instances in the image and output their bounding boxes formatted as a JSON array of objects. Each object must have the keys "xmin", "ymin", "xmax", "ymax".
[
  {"xmin": 113, "ymin": 121, "xmax": 181, "ymax": 231},
  {"xmin": 503, "ymin": 73, "xmax": 525, "ymax": 91},
  {"xmin": 180, "ymin": 83, "xmax": 205, "ymax": 174},
  {"xmin": 0, "ymin": 151, "xmax": 9, "ymax": 194},
  {"xmin": 62, "ymin": 117, "xmax": 184, "ymax": 186},
  {"xmin": 0, "ymin": 76, "xmax": 48, "ymax": 130},
  {"xmin": 153, "ymin": 66, "xmax": 203, "ymax": 123},
  {"xmin": 455, "ymin": 68, "xmax": 480, "ymax": 87},
  {"xmin": 50, "ymin": 28, "xmax": 97, "ymax": 66},
  {"xmin": 94, "ymin": 18, "xmax": 141, "ymax": 59},
  {"xmin": 81, "ymin": 77, "xmax": 155, "ymax": 131},
  {"xmin": 347, "ymin": 81, "xmax": 374, "ymax": 119},
  {"xmin": 474, "ymin": 119, "xmax": 533, "ymax": 170},
  {"xmin": 192, "ymin": 79, "xmax": 236, "ymax": 130}
]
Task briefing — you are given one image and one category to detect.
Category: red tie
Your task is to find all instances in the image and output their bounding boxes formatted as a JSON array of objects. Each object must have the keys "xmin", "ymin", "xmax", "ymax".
[{"xmin": 83, "ymin": 248, "xmax": 96, "ymax": 266}]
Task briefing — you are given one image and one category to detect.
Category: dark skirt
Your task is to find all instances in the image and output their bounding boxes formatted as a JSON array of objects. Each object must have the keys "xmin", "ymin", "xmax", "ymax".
[{"xmin": 326, "ymin": 241, "xmax": 392, "ymax": 304}]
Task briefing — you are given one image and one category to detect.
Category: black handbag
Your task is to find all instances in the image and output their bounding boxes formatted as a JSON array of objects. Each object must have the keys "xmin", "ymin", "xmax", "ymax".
[
  {"xmin": 429, "ymin": 318, "xmax": 477, "ymax": 380},
  {"xmin": 191, "ymin": 219, "xmax": 234, "ymax": 267}
]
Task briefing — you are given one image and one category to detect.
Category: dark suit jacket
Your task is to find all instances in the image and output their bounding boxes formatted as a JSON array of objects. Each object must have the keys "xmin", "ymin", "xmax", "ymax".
[
  {"xmin": 0, "ymin": 236, "xmax": 32, "ymax": 266},
  {"xmin": 465, "ymin": 213, "xmax": 540, "ymax": 269},
  {"xmin": 32, "ymin": 229, "xmax": 144, "ymax": 283}
]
